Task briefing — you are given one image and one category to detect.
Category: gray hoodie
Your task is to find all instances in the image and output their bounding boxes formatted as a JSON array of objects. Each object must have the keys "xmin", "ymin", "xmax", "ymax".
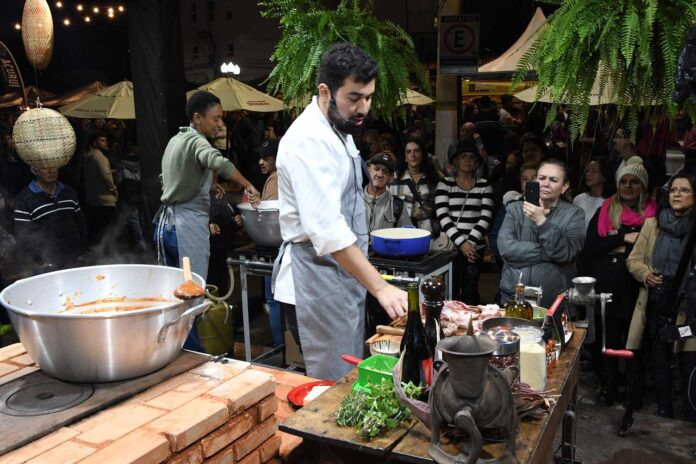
[
  {"xmin": 364, "ymin": 187, "xmax": 411, "ymax": 232},
  {"xmin": 498, "ymin": 200, "xmax": 586, "ymax": 308}
]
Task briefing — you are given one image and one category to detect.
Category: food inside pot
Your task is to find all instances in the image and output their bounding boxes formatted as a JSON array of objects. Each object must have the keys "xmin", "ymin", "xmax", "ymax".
[{"xmin": 59, "ymin": 296, "xmax": 174, "ymax": 315}]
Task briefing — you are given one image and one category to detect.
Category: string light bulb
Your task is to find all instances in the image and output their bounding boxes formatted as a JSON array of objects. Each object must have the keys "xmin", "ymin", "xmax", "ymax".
[
  {"xmin": 93, "ymin": 6, "xmax": 99, "ymax": 14},
  {"xmin": 107, "ymin": 7, "xmax": 114, "ymax": 14},
  {"xmin": 55, "ymin": 1, "xmax": 63, "ymax": 8},
  {"xmin": 118, "ymin": 5, "xmax": 125, "ymax": 12},
  {"xmin": 14, "ymin": 23, "xmax": 21, "ymax": 30},
  {"xmin": 63, "ymin": 18, "xmax": 71, "ymax": 26},
  {"xmin": 108, "ymin": 11, "xmax": 114, "ymax": 18},
  {"xmin": 84, "ymin": 16, "xmax": 91, "ymax": 23},
  {"xmin": 76, "ymin": 4, "xmax": 83, "ymax": 11}
]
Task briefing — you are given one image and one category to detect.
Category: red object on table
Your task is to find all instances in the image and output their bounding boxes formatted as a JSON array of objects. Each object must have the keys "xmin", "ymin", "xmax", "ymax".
[{"xmin": 287, "ymin": 380, "xmax": 336, "ymax": 408}]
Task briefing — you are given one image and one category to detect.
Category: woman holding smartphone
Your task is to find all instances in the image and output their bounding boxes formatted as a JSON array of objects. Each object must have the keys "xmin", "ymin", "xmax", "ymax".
[
  {"xmin": 498, "ymin": 159, "xmax": 585, "ymax": 308},
  {"xmin": 582, "ymin": 157, "xmax": 656, "ymax": 406},
  {"xmin": 626, "ymin": 173, "xmax": 696, "ymax": 420}
]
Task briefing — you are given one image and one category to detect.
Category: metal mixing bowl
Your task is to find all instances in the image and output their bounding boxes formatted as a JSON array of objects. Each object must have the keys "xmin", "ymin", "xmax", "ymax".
[{"xmin": 238, "ymin": 200, "xmax": 282, "ymax": 247}]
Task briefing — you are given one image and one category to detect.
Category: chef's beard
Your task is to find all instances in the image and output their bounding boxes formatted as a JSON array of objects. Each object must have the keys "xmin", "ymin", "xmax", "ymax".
[{"xmin": 328, "ymin": 97, "xmax": 365, "ymax": 136}]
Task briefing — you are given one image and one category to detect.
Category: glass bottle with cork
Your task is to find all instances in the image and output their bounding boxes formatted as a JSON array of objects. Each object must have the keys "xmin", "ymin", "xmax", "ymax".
[
  {"xmin": 505, "ymin": 272, "xmax": 533, "ymax": 320},
  {"xmin": 400, "ymin": 282, "xmax": 432, "ymax": 387}
]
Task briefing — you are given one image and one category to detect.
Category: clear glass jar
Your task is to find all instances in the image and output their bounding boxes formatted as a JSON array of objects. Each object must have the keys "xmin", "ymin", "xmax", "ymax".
[
  {"xmin": 485, "ymin": 329, "xmax": 520, "ymax": 384},
  {"xmin": 515, "ymin": 326, "xmax": 547, "ymax": 391}
]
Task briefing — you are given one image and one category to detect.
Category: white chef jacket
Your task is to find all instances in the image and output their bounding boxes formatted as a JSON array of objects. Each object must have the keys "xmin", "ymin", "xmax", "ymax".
[{"xmin": 274, "ymin": 97, "xmax": 361, "ymax": 305}]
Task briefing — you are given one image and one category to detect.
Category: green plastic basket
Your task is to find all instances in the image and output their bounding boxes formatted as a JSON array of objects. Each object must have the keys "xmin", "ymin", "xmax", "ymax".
[{"xmin": 352, "ymin": 354, "xmax": 399, "ymax": 391}]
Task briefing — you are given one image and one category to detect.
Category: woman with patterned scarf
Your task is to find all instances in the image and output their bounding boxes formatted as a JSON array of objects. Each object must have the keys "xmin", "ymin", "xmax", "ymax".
[{"xmin": 582, "ymin": 156, "xmax": 656, "ymax": 406}]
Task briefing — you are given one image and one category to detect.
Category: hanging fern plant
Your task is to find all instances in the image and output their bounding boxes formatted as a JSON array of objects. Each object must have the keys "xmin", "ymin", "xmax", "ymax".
[
  {"xmin": 259, "ymin": 0, "xmax": 429, "ymax": 121},
  {"xmin": 513, "ymin": 0, "xmax": 696, "ymax": 141}
]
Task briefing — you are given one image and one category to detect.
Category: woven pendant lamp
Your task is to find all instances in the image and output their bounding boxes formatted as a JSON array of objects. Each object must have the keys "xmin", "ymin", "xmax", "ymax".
[
  {"xmin": 13, "ymin": 108, "xmax": 76, "ymax": 169},
  {"xmin": 22, "ymin": 0, "xmax": 54, "ymax": 71}
]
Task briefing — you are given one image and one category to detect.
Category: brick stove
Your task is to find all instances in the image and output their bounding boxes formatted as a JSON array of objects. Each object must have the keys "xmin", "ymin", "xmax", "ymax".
[{"xmin": 0, "ymin": 343, "xmax": 309, "ymax": 464}]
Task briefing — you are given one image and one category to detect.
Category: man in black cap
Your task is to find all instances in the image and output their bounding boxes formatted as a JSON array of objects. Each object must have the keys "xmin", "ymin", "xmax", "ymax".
[
  {"xmin": 259, "ymin": 139, "xmax": 279, "ymax": 201},
  {"xmin": 364, "ymin": 153, "xmax": 410, "ymax": 231}
]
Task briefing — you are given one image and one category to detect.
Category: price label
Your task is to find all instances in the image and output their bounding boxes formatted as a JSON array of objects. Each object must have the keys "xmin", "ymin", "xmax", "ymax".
[{"xmin": 678, "ymin": 325, "xmax": 693, "ymax": 338}]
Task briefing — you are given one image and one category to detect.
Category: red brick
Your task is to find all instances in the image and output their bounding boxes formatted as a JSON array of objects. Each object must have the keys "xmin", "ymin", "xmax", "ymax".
[
  {"xmin": 70, "ymin": 401, "xmax": 142, "ymax": 434},
  {"xmin": 255, "ymin": 394, "xmax": 277, "ymax": 422},
  {"xmin": 200, "ymin": 412, "xmax": 255, "ymax": 458},
  {"xmin": 77, "ymin": 404, "xmax": 165, "ymax": 446},
  {"xmin": 146, "ymin": 375, "xmax": 223, "ymax": 411},
  {"xmin": 274, "ymin": 397, "xmax": 296, "ymax": 422},
  {"xmin": 0, "ymin": 362, "xmax": 20, "ymax": 377},
  {"xmin": 131, "ymin": 373, "xmax": 199, "ymax": 403},
  {"xmin": 189, "ymin": 360, "xmax": 249, "ymax": 381},
  {"xmin": 238, "ymin": 450, "xmax": 261, "ymax": 464},
  {"xmin": 78, "ymin": 429, "xmax": 170, "ymax": 464},
  {"xmin": 206, "ymin": 370, "xmax": 276, "ymax": 416},
  {"xmin": 0, "ymin": 343, "xmax": 25, "ymax": 362},
  {"xmin": 257, "ymin": 436, "xmax": 281, "ymax": 463},
  {"xmin": 9, "ymin": 353, "xmax": 34, "ymax": 366},
  {"xmin": 165, "ymin": 443, "xmax": 203, "ymax": 464},
  {"xmin": 0, "ymin": 427, "xmax": 78, "ymax": 464},
  {"xmin": 25, "ymin": 440, "xmax": 96, "ymax": 464},
  {"xmin": 146, "ymin": 397, "xmax": 229, "ymax": 452},
  {"xmin": 249, "ymin": 366, "xmax": 310, "ymax": 388},
  {"xmin": 0, "ymin": 366, "xmax": 39, "ymax": 387},
  {"xmin": 233, "ymin": 417, "xmax": 278, "ymax": 461},
  {"xmin": 264, "ymin": 458, "xmax": 282, "ymax": 464},
  {"xmin": 277, "ymin": 431, "xmax": 303, "ymax": 461}
]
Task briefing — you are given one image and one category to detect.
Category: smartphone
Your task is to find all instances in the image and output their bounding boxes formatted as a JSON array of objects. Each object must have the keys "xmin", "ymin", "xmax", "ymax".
[{"xmin": 525, "ymin": 181, "xmax": 540, "ymax": 206}]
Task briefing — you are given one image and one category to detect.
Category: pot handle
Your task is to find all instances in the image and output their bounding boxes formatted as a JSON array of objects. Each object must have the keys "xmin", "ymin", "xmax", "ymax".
[{"xmin": 158, "ymin": 300, "xmax": 211, "ymax": 344}]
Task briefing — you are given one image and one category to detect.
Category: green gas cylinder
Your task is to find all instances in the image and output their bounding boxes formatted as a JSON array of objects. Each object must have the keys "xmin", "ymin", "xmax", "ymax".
[{"xmin": 197, "ymin": 285, "xmax": 234, "ymax": 355}]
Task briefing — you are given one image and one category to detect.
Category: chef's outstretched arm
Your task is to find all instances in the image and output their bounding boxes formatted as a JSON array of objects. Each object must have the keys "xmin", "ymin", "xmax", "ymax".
[{"xmin": 332, "ymin": 245, "xmax": 407, "ymax": 319}]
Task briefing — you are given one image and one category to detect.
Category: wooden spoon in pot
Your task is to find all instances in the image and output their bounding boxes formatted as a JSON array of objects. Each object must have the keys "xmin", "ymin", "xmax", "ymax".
[{"xmin": 173, "ymin": 257, "xmax": 205, "ymax": 300}]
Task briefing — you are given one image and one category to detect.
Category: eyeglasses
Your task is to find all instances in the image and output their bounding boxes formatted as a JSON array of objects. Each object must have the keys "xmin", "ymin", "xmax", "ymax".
[{"xmin": 669, "ymin": 187, "xmax": 693, "ymax": 195}]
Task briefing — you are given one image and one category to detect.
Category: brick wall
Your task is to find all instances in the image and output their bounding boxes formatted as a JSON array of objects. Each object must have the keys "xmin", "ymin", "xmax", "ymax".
[{"xmin": 0, "ymin": 343, "xmax": 307, "ymax": 464}]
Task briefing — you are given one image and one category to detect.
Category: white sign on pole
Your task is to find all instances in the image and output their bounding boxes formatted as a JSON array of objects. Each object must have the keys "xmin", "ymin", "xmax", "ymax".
[{"xmin": 439, "ymin": 15, "xmax": 480, "ymax": 75}]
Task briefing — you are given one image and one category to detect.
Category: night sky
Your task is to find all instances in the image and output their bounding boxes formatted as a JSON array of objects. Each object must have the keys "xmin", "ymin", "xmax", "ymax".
[{"xmin": 0, "ymin": 0, "xmax": 131, "ymax": 94}]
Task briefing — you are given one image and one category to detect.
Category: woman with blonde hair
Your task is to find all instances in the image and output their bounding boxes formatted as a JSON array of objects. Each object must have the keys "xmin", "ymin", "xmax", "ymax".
[{"xmin": 582, "ymin": 156, "xmax": 656, "ymax": 406}]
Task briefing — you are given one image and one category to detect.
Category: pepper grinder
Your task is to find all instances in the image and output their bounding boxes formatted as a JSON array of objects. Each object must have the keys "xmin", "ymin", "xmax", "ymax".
[{"xmin": 421, "ymin": 278, "xmax": 445, "ymax": 358}]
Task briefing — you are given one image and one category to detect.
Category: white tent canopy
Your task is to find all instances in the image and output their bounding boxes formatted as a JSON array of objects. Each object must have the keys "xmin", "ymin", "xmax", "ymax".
[{"xmin": 478, "ymin": 8, "xmax": 546, "ymax": 75}]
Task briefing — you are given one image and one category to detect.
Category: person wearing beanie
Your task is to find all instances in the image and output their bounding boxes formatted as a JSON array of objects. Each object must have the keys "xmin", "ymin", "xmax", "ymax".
[{"xmin": 582, "ymin": 155, "xmax": 657, "ymax": 406}]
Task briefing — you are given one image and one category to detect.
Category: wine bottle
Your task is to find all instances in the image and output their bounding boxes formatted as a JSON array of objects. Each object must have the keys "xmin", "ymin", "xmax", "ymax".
[
  {"xmin": 505, "ymin": 282, "xmax": 533, "ymax": 320},
  {"xmin": 400, "ymin": 283, "xmax": 432, "ymax": 386}
]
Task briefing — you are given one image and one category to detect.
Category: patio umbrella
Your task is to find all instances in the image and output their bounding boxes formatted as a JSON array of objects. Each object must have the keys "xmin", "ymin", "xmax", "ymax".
[
  {"xmin": 0, "ymin": 85, "xmax": 55, "ymax": 109},
  {"xmin": 400, "ymin": 89, "xmax": 435, "ymax": 106},
  {"xmin": 60, "ymin": 80, "xmax": 135, "ymax": 119},
  {"xmin": 43, "ymin": 81, "xmax": 106, "ymax": 107},
  {"xmin": 189, "ymin": 77, "xmax": 284, "ymax": 112}
]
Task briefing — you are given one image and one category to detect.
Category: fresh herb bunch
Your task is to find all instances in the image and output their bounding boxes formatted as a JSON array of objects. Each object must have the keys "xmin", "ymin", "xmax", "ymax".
[
  {"xmin": 335, "ymin": 381, "xmax": 423, "ymax": 441},
  {"xmin": 513, "ymin": 0, "xmax": 696, "ymax": 141},
  {"xmin": 258, "ymin": 0, "xmax": 429, "ymax": 122}
]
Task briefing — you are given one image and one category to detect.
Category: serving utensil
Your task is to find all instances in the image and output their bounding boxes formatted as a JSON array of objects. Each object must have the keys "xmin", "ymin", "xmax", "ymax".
[{"xmin": 174, "ymin": 257, "xmax": 205, "ymax": 300}]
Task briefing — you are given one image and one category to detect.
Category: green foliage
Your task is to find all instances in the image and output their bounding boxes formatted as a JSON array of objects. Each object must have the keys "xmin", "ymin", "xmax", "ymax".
[
  {"xmin": 513, "ymin": 0, "xmax": 696, "ymax": 141},
  {"xmin": 259, "ymin": 0, "xmax": 429, "ymax": 121},
  {"xmin": 335, "ymin": 380, "xmax": 423, "ymax": 441}
]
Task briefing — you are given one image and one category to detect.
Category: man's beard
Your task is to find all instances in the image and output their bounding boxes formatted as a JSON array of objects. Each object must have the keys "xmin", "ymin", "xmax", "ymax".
[{"xmin": 328, "ymin": 98, "xmax": 365, "ymax": 136}]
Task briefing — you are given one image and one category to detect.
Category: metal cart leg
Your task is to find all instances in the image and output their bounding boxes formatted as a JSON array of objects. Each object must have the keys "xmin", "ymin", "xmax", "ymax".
[{"xmin": 240, "ymin": 265, "xmax": 252, "ymax": 363}]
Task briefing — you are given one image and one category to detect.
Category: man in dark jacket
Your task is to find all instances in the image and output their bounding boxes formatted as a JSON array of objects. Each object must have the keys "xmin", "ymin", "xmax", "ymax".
[{"xmin": 13, "ymin": 166, "xmax": 86, "ymax": 274}]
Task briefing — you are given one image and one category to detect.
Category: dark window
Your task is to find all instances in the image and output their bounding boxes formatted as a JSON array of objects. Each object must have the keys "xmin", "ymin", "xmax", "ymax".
[
  {"xmin": 226, "ymin": 10, "xmax": 233, "ymax": 20},
  {"xmin": 192, "ymin": 46, "xmax": 199, "ymax": 60},
  {"xmin": 227, "ymin": 44, "xmax": 235, "ymax": 57},
  {"xmin": 191, "ymin": 2, "xmax": 197, "ymax": 23},
  {"xmin": 207, "ymin": 1, "xmax": 214, "ymax": 21}
]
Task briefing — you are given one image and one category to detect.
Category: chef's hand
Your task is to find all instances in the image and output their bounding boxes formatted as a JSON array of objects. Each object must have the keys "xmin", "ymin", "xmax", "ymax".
[
  {"xmin": 375, "ymin": 284, "xmax": 407, "ymax": 320},
  {"xmin": 646, "ymin": 272, "xmax": 664, "ymax": 288},
  {"xmin": 210, "ymin": 183, "xmax": 225, "ymax": 199},
  {"xmin": 522, "ymin": 201, "xmax": 547, "ymax": 226},
  {"xmin": 246, "ymin": 185, "xmax": 261, "ymax": 207}
]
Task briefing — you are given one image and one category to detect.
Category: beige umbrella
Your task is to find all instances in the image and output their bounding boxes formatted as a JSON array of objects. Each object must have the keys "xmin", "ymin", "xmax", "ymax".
[
  {"xmin": 514, "ymin": 70, "xmax": 618, "ymax": 106},
  {"xmin": 60, "ymin": 80, "xmax": 135, "ymax": 119},
  {"xmin": 401, "ymin": 89, "xmax": 435, "ymax": 106},
  {"xmin": 189, "ymin": 77, "xmax": 284, "ymax": 112},
  {"xmin": 43, "ymin": 81, "xmax": 106, "ymax": 107}
]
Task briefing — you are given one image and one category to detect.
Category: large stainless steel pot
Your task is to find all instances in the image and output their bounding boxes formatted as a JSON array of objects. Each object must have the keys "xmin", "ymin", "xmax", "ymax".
[
  {"xmin": 0, "ymin": 264, "xmax": 210, "ymax": 383},
  {"xmin": 238, "ymin": 200, "xmax": 282, "ymax": 247}
]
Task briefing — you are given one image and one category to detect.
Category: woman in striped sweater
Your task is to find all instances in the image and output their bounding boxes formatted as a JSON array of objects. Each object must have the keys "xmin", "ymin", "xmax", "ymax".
[{"xmin": 435, "ymin": 146, "xmax": 494, "ymax": 303}]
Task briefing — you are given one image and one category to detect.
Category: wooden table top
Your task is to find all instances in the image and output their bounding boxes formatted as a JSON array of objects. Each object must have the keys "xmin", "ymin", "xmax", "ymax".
[{"xmin": 281, "ymin": 329, "xmax": 586, "ymax": 463}]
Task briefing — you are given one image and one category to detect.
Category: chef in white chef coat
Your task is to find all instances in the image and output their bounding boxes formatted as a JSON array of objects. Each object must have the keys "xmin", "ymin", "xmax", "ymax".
[{"xmin": 272, "ymin": 43, "xmax": 407, "ymax": 380}]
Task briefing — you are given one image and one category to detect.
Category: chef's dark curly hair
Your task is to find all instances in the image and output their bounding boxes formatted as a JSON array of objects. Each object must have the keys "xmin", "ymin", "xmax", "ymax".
[
  {"xmin": 186, "ymin": 91, "xmax": 221, "ymax": 121},
  {"xmin": 316, "ymin": 42, "xmax": 379, "ymax": 93}
]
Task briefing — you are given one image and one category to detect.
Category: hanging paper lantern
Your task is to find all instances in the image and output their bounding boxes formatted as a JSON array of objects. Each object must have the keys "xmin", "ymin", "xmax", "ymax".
[
  {"xmin": 22, "ymin": 0, "xmax": 54, "ymax": 70},
  {"xmin": 13, "ymin": 108, "xmax": 76, "ymax": 169}
]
